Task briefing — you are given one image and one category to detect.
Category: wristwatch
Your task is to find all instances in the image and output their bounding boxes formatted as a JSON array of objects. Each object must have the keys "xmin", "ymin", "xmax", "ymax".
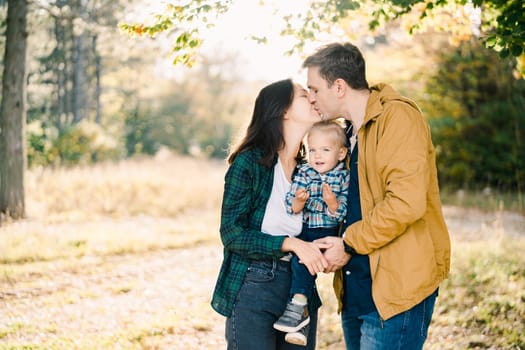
[{"xmin": 343, "ymin": 240, "xmax": 357, "ymax": 256}]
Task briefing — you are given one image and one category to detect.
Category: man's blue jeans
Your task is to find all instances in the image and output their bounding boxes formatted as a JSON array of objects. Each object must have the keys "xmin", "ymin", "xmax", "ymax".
[
  {"xmin": 342, "ymin": 289, "xmax": 438, "ymax": 350},
  {"xmin": 226, "ymin": 259, "xmax": 318, "ymax": 350}
]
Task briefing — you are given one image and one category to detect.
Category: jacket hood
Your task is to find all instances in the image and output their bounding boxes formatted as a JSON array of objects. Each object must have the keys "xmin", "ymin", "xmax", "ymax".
[{"xmin": 364, "ymin": 83, "xmax": 421, "ymax": 125}]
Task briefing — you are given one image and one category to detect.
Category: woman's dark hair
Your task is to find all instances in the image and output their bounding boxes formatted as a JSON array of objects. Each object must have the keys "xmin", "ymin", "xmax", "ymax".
[
  {"xmin": 302, "ymin": 42, "xmax": 369, "ymax": 90},
  {"xmin": 228, "ymin": 79, "xmax": 295, "ymax": 167}
]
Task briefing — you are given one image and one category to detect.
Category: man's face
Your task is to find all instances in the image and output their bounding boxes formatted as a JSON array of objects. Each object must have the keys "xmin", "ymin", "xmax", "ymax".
[{"xmin": 306, "ymin": 66, "xmax": 339, "ymax": 120}]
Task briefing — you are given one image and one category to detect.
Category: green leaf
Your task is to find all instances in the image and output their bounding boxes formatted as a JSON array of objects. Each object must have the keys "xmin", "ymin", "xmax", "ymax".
[
  {"xmin": 189, "ymin": 39, "xmax": 200, "ymax": 48},
  {"xmin": 510, "ymin": 44, "xmax": 523, "ymax": 57},
  {"xmin": 485, "ymin": 35, "xmax": 497, "ymax": 48},
  {"xmin": 369, "ymin": 19, "xmax": 380, "ymax": 30}
]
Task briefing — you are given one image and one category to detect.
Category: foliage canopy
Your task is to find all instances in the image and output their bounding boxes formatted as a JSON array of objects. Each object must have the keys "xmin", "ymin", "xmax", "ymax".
[{"xmin": 121, "ymin": 0, "xmax": 524, "ymax": 72}]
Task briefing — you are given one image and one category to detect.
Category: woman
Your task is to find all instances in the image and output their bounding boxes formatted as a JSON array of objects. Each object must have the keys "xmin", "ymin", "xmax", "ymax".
[{"xmin": 211, "ymin": 79, "xmax": 329, "ymax": 350}]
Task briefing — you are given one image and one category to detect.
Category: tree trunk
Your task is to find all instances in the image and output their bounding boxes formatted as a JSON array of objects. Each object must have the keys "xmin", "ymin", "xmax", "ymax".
[
  {"xmin": 72, "ymin": 32, "xmax": 85, "ymax": 124},
  {"xmin": 93, "ymin": 35, "xmax": 102, "ymax": 124},
  {"xmin": 54, "ymin": 14, "xmax": 66, "ymax": 130},
  {"xmin": 0, "ymin": 0, "xmax": 28, "ymax": 222}
]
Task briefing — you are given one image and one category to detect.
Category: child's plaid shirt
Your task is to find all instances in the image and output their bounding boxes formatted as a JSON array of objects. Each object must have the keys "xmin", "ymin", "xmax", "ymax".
[{"xmin": 286, "ymin": 162, "xmax": 350, "ymax": 228}]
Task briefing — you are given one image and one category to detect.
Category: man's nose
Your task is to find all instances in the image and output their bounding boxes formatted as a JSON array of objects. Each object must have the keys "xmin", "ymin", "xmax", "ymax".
[{"xmin": 307, "ymin": 91, "xmax": 316, "ymax": 104}]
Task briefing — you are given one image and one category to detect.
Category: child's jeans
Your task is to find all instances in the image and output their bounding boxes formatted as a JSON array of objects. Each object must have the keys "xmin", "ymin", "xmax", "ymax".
[{"xmin": 290, "ymin": 225, "xmax": 339, "ymax": 300}]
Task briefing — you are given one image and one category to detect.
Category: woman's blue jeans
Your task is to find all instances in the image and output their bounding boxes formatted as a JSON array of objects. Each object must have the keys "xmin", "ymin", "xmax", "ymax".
[
  {"xmin": 226, "ymin": 259, "xmax": 318, "ymax": 350},
  {"xmin": 342, "ymin": 289, "xmax": 438, "ymax": 350}
]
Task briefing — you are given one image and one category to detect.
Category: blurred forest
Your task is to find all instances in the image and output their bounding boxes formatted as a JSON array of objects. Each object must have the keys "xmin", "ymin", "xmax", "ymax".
[
  {"xmin": 0, "ymin": 0, "xmax": 524, "ymax": 191},
  {"xmin": 1, "ymin": 0, "xmax": 256, "ymax": 166}
]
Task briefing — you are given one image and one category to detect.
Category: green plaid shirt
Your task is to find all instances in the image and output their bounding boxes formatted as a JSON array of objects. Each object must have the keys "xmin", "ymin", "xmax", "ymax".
[{"xmin": 211, "ymin": 148, "xmax": 289, "ymax": 317}]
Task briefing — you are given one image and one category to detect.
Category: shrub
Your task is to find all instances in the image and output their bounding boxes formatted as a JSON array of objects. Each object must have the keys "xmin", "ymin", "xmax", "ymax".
[{"xmin": 27, "ymin": 120, "xmax": 124, "ymax": 167}]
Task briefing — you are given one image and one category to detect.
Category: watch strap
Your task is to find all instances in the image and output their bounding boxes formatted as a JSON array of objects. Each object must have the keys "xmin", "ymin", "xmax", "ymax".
[{"xmin": 343, "ymin": 241, "xmax": 357, "ymax": 256}]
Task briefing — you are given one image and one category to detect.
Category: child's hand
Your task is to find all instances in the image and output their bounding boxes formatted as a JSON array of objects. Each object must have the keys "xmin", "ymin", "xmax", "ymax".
[
  {"xmin": 295, "ymin": 188, "xmax": 310, "ymax": 203},
  {"xmin": 322, "ymin": 183, "xmax": 339, "ymax": 213},
  {"xmin": 291, "ymin": 188, "xmax": 309, "ymax": 214}
]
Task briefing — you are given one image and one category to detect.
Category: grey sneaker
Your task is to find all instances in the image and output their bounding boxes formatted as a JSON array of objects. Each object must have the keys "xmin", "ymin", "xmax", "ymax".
[
  {"xmin": 285, "ymin": 323, "xmax": 309, "ymax": 346},
  {"xmin": 273, "ymin": 301, "xmax": 310, "ymax": 333}
]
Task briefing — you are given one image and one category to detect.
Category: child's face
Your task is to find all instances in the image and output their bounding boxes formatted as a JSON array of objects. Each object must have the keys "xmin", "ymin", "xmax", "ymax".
[{"xmin": 307, "ymin": 131, "xmax": 346, "ymax": 175}]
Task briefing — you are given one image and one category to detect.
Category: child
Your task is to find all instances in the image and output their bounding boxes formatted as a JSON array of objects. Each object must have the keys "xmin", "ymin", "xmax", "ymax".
[{"xmin": 273, "ymin": 120, "xmax": 350, "ymax": 346}]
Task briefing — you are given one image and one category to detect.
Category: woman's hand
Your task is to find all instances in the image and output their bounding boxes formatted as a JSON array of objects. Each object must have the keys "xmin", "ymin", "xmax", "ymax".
[{"xmin": 282, "ymin": 237, "xmax": 330, "ymax": 275}]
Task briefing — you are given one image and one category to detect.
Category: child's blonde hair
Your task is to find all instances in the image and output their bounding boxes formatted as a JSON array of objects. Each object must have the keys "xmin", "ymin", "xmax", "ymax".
[{"xmin": 307, "ymin": 119, "xmax": 347, "ymax": 148}]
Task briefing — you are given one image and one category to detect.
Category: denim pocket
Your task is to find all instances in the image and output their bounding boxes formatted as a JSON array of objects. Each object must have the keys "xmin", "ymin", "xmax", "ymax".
[
  {"xmin": 244, "ymin": 262, "xmax": 275, "ymax": 283},
  {"xmin": 420, "ymin": 289, "xmax": 437, "ymax": 337}
]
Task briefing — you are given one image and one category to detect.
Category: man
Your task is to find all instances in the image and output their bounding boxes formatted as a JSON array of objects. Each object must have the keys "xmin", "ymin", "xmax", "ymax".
[{"xmin": 303, "ymin": 42, "xmax": 451, "ymax": 349}]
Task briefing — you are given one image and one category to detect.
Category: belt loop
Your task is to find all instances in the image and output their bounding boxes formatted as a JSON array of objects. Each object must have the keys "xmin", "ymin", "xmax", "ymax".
[{"xmin": 272, "ymin": 258, "xmax": 277, "ymax": 272}]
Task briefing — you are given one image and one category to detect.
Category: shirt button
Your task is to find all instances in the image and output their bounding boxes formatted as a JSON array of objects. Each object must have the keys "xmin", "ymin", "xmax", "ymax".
[{"xmin": 345, "ymin": 270, "xmax": 351, "ymax": 276}]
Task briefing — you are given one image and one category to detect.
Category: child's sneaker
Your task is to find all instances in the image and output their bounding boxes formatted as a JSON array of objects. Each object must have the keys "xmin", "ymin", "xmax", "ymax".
[
  {"xmin": 285, "ymin": 323, "xmax": 309, "ymax": 346},
  {"xmin": 273, "ymin": 301, "xmax": 309, "ymax": 333}
]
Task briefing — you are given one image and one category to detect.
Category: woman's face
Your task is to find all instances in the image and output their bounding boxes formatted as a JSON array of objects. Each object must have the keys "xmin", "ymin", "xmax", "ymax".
[{"xmin": 286, "ymin": 83, "xmax": 321, "ymax": 125}]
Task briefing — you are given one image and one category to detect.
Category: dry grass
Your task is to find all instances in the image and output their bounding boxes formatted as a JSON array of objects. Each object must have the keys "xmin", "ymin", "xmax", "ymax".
[
  {"xmin": 1, "ymin": 155, "xmax": 524, "ymax": 349},
  {"xmin": 2, "ymin": 154, "xmax": 226, "ymax": 265},
  {"xmin": 25, "ymin": 153, "xmax": 226, "ymax": 222}
]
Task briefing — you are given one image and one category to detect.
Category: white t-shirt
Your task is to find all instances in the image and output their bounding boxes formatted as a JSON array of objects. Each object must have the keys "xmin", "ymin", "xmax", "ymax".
[{"xmin": 261, "ymin": 158, "xmax": 303, "ymax": 236}]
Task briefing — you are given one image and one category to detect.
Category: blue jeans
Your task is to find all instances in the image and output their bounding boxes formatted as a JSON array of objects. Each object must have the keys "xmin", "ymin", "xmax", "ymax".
[
  {"xmin": 226, "ymin": 259, "xmax": 318, "ymax": 350},
  {"xmin": 342, "ymin": 289, "xmax": 438, "ymax": 350},
  {"xmin": 290, "ymin": 226, "xmax": 338, "ymax": 299}
]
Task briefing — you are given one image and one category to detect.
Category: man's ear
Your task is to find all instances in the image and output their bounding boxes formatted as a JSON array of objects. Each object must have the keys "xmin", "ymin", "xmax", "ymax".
[{"xmin": 334, "ymin": 78, "xmax": 346, "ymax": 96}]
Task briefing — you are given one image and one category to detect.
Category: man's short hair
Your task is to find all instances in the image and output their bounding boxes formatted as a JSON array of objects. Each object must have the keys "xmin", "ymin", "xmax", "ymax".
[{"xmin": 303, "ymin": 42, "xmax": 369, "ymax": 90}]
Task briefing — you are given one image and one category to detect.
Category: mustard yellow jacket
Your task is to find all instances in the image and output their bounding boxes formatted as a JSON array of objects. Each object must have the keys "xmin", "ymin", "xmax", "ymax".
[{"xmin": 335, "ymin": 83, "xmax": 451, "ymax": 320}]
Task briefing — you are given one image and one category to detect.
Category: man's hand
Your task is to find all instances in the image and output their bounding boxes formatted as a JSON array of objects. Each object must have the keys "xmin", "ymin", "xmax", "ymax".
[
  {"xmin": 322, "ymin": 183, "xmax": 339, "ymax": 214},
  {"xmin": 314, "ymin": 236, "xmax": 351, "ymax": 272}
]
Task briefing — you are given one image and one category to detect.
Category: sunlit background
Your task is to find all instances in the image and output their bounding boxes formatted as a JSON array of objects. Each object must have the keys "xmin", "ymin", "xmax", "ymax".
[{"xmin": 123, "ymin": 0, "xmax": 310, "ymax": 82}]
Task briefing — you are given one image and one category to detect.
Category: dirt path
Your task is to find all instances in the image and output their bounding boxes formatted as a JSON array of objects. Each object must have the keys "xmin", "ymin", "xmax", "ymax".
[
  {"xmin": 1, "ymin": 206, "xmax": 524, "ymax": 349},
  {"xmin": 1, "ymin": 245, "xmax": 227, "ymax": 349}
]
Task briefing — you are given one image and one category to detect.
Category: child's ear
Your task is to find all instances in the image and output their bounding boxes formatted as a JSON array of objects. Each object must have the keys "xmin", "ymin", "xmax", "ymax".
[{"xmin": 338, "ymin": 146, "xmax": 348, "ymax": 161}]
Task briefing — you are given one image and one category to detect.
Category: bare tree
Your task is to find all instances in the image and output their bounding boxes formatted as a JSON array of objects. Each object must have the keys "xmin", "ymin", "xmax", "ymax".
[
  {"xmin": 93, "ymin": 34, "xmax": 102, "ymax": 124},
  {"xmin": 0, "ymin": 0, "xmax": 28, "ymax": 222}
]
